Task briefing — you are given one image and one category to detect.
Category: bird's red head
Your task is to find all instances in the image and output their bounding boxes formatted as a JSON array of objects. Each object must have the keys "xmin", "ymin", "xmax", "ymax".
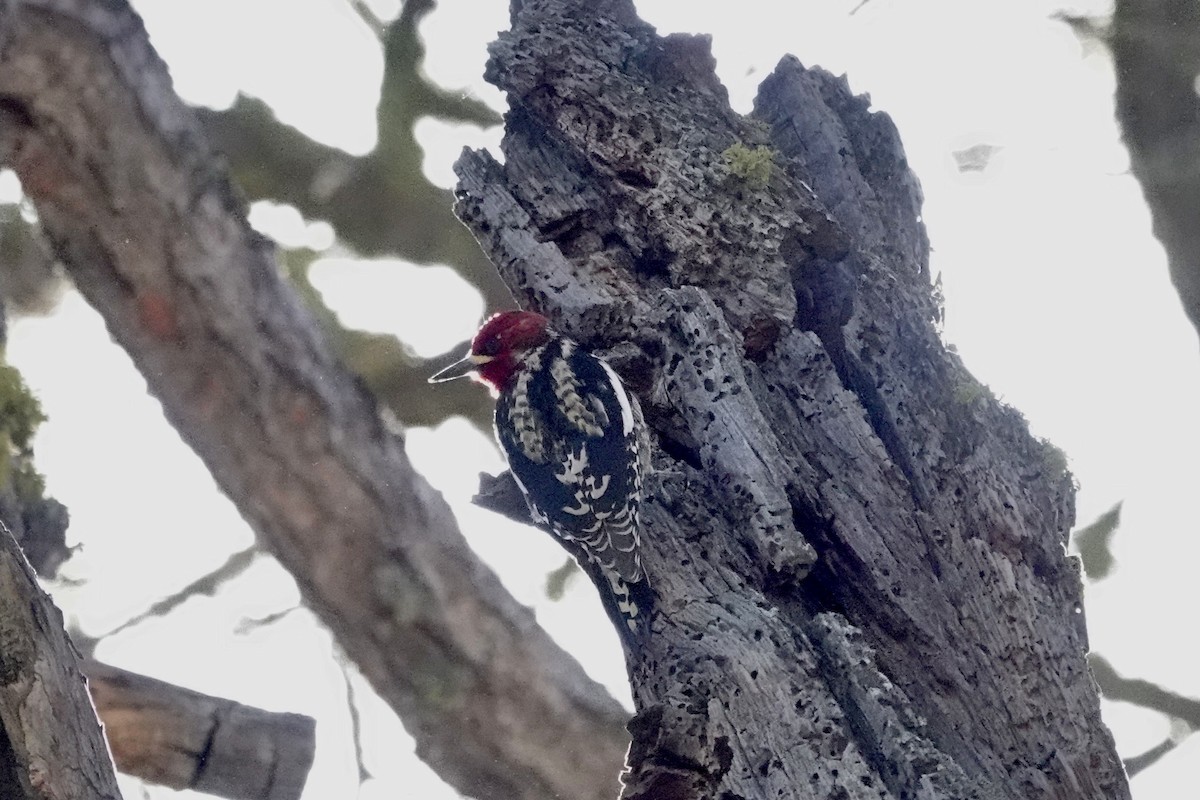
[{"xmin": 428, "ymin": 311, "xmax": 552, "ymax": 392}]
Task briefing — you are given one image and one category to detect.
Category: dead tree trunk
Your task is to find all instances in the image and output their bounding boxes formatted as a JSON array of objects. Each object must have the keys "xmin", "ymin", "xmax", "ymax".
[{"xmin": 458, "ymin": 1, "xmax": 1129, "ymax": 798}]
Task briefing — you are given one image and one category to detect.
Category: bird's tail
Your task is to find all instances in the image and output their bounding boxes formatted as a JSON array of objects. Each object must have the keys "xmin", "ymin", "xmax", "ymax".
[{"xmin": 596, "ymin": 570, "xmax": 656, "ymax": 651}]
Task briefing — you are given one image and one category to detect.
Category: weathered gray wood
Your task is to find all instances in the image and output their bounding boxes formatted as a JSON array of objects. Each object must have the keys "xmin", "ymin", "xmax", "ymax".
[
  {"xmin": 0, "ymin": 524, "xmax": 122, "ymax": 800},
  {"xmin": 0, "ymin": 2, "xmax": 630, "ymax": 799},
  {"xmin": 458, "ymin": 1, "xmax": 1128, "ymax": 797}
]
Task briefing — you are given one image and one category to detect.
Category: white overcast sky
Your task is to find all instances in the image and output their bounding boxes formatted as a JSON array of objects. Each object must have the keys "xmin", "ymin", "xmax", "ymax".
[{"xmin": 6, "ymin": 0, "xmax": 1199, "ymax": 797}]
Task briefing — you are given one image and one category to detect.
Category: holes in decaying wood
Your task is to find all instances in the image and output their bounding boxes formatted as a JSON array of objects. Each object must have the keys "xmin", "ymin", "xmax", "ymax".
[
  {"xmin": 614, "ymin": 167, "xmax": 655, "ymax": 189},
  {"xmin": 655, "ymin": 428, "xmax": 702, "ymax": 471},
  {"xmin": 631, "ymin": 241, "xmax": 673, "ymax": 278},
  {"xmin": 712, "ymin": 736, "xmax": 734, "ymax": 779}
]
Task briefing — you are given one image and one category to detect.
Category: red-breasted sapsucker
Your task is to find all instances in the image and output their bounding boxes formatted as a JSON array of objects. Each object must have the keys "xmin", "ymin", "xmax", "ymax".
[{"xmin": 430, "ymin": 311, "xmax": 650, "ymax": 640}]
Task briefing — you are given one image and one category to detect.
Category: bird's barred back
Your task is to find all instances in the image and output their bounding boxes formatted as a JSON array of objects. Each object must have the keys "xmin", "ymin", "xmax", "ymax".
[{"xmin": 495, "ymin": 337, "xmax": 644, "ymax": 585}]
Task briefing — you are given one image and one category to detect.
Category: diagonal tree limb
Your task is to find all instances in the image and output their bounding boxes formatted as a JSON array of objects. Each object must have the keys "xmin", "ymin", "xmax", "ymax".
[{"xmin": 0, "ymin": 3, "xmax": 628, "ymax": 800}]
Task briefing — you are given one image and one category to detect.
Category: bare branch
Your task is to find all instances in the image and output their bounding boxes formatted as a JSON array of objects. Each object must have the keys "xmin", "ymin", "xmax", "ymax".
[
  {"xmin": 333, "ymin": 651, "xmax": 372, "ymax": 784},
  {"xmin": 1112, "ymin": 0, "xmax": 1200, "ymax": 339},
  {"xmin": 85, "ymin": 660, "xmax": 315, "ymax": 800},
  {"xmin": 346, "ymin": 0, "xmax": 387, "ymax": 37},
  {"xmin": 1124, "ymin": 732, "xmax": 1186, "ymax": 778},
  {"xmin": 99, "ymin": 546, "xmax": 259, "ymax": 639},
  {"xmin": 1090, "ymin": 654, "xmax": 1200, "ymax": 728}
]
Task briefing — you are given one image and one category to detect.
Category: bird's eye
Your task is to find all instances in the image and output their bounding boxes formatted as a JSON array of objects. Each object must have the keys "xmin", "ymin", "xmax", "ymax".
[{"xmin": 478, "ymin": 337, "xmax": 501, "ymax": 357}]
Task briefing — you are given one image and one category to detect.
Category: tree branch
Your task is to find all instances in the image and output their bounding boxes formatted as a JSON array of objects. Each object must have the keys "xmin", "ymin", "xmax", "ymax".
[
  {"xmin": 1112, "ymin": 0, "xmax": 1200, "ymax": 340},
  {"xmin": 97, "ymin": 546, "xmax": 259, "ymax": 640},
  {"xmin": 1089, "ymin": 654, "xmax": 1200, "ymax": 728},
  {"xmin": 192, "ymin": 0, "xmax": 507, "ymax": 313},
  {"xmin": 191, "ymin": 1, "xmax": 512, "ymax": 434},
  {"xmin": 0, "ymin": 3, "xmax": 628, "ymax": 799},
  {"xmin": 86, "ymin": 660, "xmax": 314, "ymax": 800}
]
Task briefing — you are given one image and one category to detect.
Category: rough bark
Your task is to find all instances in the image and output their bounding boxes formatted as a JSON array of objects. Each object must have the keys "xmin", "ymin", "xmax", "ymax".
[
  {"xmin": 0, "ymin": 3, "xmax": 628, "ymax": 800},
  {"xmin": 0, "ymin": 524, "xmax": 121, "ymax": 800},
  {"xmin": 457, "ymin": 1, "xmax": 1129, "ymax": 797},
  {"xmin": 86, "ymin": 660, "xmax": 314, "ymax": 800},
  {"xmin": 1112, "ymin": 0, "xmax": 1200, "ymax": 340}
]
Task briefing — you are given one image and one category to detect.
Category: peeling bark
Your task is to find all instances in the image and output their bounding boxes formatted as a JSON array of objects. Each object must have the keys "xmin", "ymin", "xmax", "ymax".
[{"xmin": 459, "ymin": 1, "xmax": 1128, "ymax": 797}]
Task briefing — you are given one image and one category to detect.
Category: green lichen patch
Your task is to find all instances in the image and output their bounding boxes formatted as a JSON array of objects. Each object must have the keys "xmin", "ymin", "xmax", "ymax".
[
  {"xmin": 721, "ymin": 142, "xmax": 775, "ymax": 188},
  {"xmin": 952, "ymin": 378, "xmax": 987, "ymax": 407}
]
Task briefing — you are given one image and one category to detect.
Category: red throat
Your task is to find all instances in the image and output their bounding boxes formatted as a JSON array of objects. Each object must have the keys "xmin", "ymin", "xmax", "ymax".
[{"xmin": 476, "ymin": 353, "xmax": 522, "ymax": 392}]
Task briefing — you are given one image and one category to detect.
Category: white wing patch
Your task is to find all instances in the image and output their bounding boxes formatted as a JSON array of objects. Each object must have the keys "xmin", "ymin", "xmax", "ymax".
[
  {"xmin": 598, "ymin": 359, "xmax": 635, "ymax": 436},
  {"xmin": 499, "ymin": 337, "xmax": 645, "ymax": 590}
]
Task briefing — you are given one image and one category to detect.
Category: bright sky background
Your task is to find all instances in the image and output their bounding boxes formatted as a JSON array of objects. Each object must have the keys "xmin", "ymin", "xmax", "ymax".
[{"xmin": 5, "ymin": 0, "xmax": 1199, "ymax": 797}]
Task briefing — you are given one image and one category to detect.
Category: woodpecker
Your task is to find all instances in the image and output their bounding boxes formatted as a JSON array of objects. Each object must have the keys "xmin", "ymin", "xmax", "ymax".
[{"xmin": 429, "ymin": 310, "xmax": 651, "ymax": 640}]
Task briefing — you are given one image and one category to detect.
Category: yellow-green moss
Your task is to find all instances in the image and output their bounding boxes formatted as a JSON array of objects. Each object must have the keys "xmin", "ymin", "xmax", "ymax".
[
  {"xmin": 722, "ymin": 142, "xmax": 774, "ymax": 188},
  {"xmin": 953, "ymin": 378, "xmax": 987, "ymax": 407}
]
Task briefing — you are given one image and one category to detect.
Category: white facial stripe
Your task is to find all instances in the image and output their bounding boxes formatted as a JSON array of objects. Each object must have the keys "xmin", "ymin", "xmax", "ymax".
[
  {"xmin": 599, "ymin": 360, "xmax": 635, "ymax": 436},
  {"xmin": 471, "ymin": 354, "xmax": 495, "ymax": 364}
]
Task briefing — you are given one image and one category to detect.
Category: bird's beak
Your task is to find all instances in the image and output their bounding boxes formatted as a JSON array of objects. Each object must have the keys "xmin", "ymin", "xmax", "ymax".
[{"xmin": 428, "ymin": 354, "xmax": 492, "ymax": 383}]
